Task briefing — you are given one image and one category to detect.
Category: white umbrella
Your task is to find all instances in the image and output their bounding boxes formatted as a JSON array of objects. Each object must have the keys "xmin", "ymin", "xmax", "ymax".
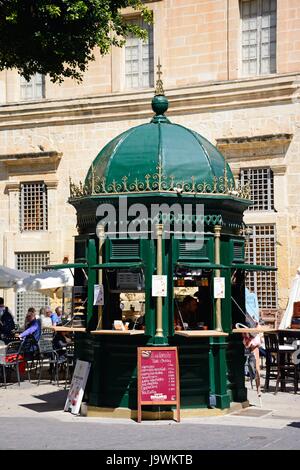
[
  {"xmin": 279, "ymin": 267, "xmax": 300, "ymax": 329},
  {"xmin": 15, "ymin": 268, "xmax": 74, "ymax": 295},
  {"xmin": 0, "ymin": 265, "xmax": 30, "ymax": 288}
]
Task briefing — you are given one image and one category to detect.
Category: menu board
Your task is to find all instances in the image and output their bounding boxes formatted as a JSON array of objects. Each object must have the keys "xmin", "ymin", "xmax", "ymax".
[
  {"xmin": 137, "ymin": 347, "xmax": 180, "ymax": 423},
  {"xmin": 64, "ymin": 360, "xmax": 91, "ymax": 415}
]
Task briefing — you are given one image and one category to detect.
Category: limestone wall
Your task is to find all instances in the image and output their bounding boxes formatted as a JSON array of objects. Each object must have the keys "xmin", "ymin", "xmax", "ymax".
[
  {"xmin": 0, "ymin": 0, "xmax": 299, "ymax": 316},
  {"xmin": 0, "ymin": 75, "xmax": 299, "ymax": 312}
]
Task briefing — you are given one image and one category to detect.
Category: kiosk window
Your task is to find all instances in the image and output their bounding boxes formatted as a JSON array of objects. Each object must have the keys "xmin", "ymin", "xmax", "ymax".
[
  {"xmin": 104, "ymin": 268, "xmax": 145, "ymax": 330},
  {"xmin": 173, "ymin": 266, "xmax": 213, "ymax": 331}
]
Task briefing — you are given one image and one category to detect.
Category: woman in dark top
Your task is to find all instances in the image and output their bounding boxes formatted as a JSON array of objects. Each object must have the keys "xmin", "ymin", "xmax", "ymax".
[{"xmin": 0, "ymin": 297, "xmax": 16, "ymax": 344}]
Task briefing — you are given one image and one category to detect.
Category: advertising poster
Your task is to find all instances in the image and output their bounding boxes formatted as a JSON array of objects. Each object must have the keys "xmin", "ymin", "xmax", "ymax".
[
  {"xmin": 152, "ymin": 275, "xmax": 167, "ymax": 297},
  {"xmin": 64, "ymin": 360, "xmax": 91, "ymax": 415},
  {"xmin": 214, "ymin": 277, "xmax": 225, "ymax": 299},
  {"xmin": 93, "ymin": 284, "xmax": 104, "ymax": 306}
]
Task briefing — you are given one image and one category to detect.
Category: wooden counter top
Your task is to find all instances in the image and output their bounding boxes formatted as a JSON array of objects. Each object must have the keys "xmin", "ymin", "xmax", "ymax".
[
  {"xmin": 175, "ymin": 330, "xmax": 228, "ymax": 337},
  {"xmin": 232, "ymin": 328, "xmax": 300, "ymax": 336},
  {"xmin": 232, "ymin": 328, "xmax": 276, "ymax": 334},
  {"xmin": 52, "ymin": 326, "xmax": 86, "ymax": 332},
  {"xmin": 90, "ymin": 329, "xmax": 145, "ymax": 335}
]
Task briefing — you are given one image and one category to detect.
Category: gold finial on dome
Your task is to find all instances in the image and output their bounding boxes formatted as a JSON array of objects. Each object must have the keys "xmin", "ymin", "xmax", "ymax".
[{"xmin": 155, "ymin": 57, "xmax": 164, "ymax": 96}]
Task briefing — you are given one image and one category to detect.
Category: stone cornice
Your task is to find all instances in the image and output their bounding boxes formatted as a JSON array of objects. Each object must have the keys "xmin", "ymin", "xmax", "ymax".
[
  {"xmin": 0, "ymin": 151, "xmax": 62, "ymax": 167},
  {"xmin": 44, "ymin": 178, "xmax": 59, "ymax": 189},
  {"xmin": 5, "ymin": 181, "xmax": 19, "ymax": 192},
  {"xmin": 5, "ymin": 176, "xmax": 58, "ymax": 191},
  {"xmin": 217, "ymin": 133, "xmax": 293, "ymax": 146},
  {"xmin": 230, "ymin": 162, "xmax": 287, "ymax": 175},
  {"xmin": 217, "ymin": 133, "xmax": 292, "ymax": 161},
  {"xmin": 0, "ymin": 73, "xmax": 298, "ymax": 130},
  {"xmin": 272, "ymin": 165, "xmax": 287, "ymax": 175}
]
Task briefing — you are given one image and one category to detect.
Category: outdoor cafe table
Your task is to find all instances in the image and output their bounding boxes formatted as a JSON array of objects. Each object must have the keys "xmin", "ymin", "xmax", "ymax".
[
  {"xmin": 232, "ymin": 328, "xmax": 277, "ymax": 334},
  {"xmin": 52, "ymin": 326, "xmax": 86, "ymax": 333}
]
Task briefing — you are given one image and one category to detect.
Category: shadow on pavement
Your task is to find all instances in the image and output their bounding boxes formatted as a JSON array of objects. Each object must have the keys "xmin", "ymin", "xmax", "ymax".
[
  {"xmin": 287, "ymin": 422, "xmax": 300, "ymax": 428},
  {"xmin": 19, "ymin": 389, "xmax": 68, "ymax": 413},
  {"xmin": 262, "ymin": 385, "xmax": 298, "ymax": 394}
]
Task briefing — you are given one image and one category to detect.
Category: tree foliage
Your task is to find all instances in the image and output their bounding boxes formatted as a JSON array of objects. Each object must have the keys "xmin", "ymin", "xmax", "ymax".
[{"xmin": 0, "ymin": 0, "xmax": 152, "ymax": 82}]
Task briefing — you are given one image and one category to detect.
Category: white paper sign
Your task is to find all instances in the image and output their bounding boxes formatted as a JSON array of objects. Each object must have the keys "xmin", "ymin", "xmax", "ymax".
[
  {"xmin": 214, "ymin": 277, "xmax": 225, "ymax": 299},
  {"xmin": 64, "ymin": 360, "xmax": 91, "ymax": 415},
  {"xmin": 152, "ymin": 275, "xmax": 167, "ymax": 297},
  {"xmin": 93, "ymin": 284, "xmax": 104, "ymax": 306}
]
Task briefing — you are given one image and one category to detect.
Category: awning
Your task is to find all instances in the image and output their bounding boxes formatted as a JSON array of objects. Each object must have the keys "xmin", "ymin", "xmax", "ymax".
[
  {"xmin": 0, "ymin": 265, "xmax": 30, "ymax": 289},
  {"xmin": 231, "ymin": 263, "xmax": 277, "ymax": 271},
  {"xmin": 43, "ymin": 263, "xmax": 87, "ymax": 270},
  {"xmin": 176, "ymin": 262, "xmax": 228, "ymax": 269},
  {"xmin": 90, "ymin": 262, "xmax": 144, "ymax": 269},
  {"xmin": 15, "ymin": 268, "xmax": 74, "ymax": 295},
  {"xmin": 279, "ymin": 269, "xmax": 300, "ymax": 329}
]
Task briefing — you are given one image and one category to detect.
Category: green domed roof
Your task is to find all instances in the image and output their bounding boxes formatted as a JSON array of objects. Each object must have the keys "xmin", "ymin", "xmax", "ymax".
[{"xmin": 84, "ymin": 104, "xmax": 235, "ymax": 195}]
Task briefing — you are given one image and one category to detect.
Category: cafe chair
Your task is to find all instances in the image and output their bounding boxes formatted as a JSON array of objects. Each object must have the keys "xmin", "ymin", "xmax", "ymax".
[
  {"xmin": 264, "ymin": 333, "xmax": 298, "ymax": 394},
  {"xmin": 37, "ymin": 338, "xmax": 60, "ymax": 386},
  {"xmin": 65, "ymin": 343, "xmax": 75, "ymax": 387},
  {"xmin": 0, "ymin": 340, "xmax": 23, "ymax": 388},
  {"xmin": 21, "ymin": 335, "xmax": 40, "ymax": 382},
  {"xmin": 1, "ymin": 334, "xmax": 17, "ymax": 345},
  {"xmin": 41, "ymin": 328, "xmax": 54, "ymax": 340}
]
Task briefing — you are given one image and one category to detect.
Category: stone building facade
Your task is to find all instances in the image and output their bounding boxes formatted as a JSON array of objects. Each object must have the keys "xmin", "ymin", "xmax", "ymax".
[{"xmin": 0, "ymin": 0, "xmax": 299, "ymax": 325}]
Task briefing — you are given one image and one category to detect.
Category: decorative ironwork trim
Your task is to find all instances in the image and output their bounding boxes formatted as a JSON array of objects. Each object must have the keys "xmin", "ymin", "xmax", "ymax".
[{"xmin": 69, "ymin": 164, "xmax": 251, "ymax": 201}]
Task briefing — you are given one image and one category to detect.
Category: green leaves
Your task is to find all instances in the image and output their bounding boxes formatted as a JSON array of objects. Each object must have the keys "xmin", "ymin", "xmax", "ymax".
[
  {"xmin": 41, "ymin": 4, "xmax": 62, "ymax": 17},
  {"xmin": 65, "ymin": 1, "xmax": 88, "ymax": 20},
  {"xmin": 0, "ymin": 0, "xmax": 152, "ymax": 82}
]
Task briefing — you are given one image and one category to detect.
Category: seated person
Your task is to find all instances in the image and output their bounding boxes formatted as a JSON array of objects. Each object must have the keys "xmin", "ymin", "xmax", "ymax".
[
  {"xmin": 174, "ymin": 296, "xmax": 203, "ymax": 330},
  {"xmin": 53, "ymin": 331, "xmax": 72, "ymax": 360},
  {"xmin": 134, "ymin": 314, "xmax": 145, "ymax": 330},
  {"xmin": 123, "ymin": 316, "xmax": 135, "ymax": 330},
  {"xmin": 17, "ymin": 308, "xmax": 41, "ymax": 355},
  {"xmin": 51, "ymin": 306, "xmax": 63, "ymax": 326},
  {"xmin": 40, "ymin": 306, "xmax": 53, "ymax": 329},
  {"xmin": 53, "ymin": 331, "xmax": 72, "ymax": 349},
  {"xmin": 0, "ymin": 297, "xmax": 16, "ymax": 344}
]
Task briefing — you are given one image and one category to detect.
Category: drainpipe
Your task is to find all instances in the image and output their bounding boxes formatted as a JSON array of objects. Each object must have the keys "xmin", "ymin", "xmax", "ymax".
[
  {"xmin": 214, "ymin": 225, "xmax": 223, "ymax": 332},
  {"xmin": 155, "ymin": 223, "xmax": 164, "ymax": 338},
  {"xmin": 96, "ymin": 224, "xmax": 105, "ymax": 329}
]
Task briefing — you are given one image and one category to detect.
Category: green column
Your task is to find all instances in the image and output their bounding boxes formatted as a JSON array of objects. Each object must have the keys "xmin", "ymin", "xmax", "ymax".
[
  {"xmin": 87, "ymin": 237, "xmax": 97, "ymax": 330},
  {"xmin": 211, "ymin": 337, "xmax": 230, "ymax": 409},
  {"xmin": 152, "ymin": 224, "xmax": 168, "ymax": 345},
  {"xmin": 214, "ymin": 225, "xmax": 223, "ymax": 331}
]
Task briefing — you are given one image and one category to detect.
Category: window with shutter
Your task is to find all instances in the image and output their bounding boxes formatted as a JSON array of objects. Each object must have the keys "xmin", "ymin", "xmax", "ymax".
[
  {"xmin": 241, "ymin": 0, "xmax": 276, "ymax": 76},
  {"xmin": 245, "ymin": 224, "xmax": 277, "ymax": 308},
  {"xmin": 125, "ymin": 17, "xmax": 154, "ymax": 89}
]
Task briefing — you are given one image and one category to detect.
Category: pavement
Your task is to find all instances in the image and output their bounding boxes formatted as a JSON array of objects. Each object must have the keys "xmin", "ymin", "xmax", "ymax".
[{"xmin": 0, "ymin": 374, "xmax": 300, "ymax": 450}]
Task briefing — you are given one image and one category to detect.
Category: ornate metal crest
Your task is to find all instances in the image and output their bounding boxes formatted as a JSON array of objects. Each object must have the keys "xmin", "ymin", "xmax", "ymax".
[{"xmin": 69, "ymin": 163, "xmax": 251, "ymax": 201}]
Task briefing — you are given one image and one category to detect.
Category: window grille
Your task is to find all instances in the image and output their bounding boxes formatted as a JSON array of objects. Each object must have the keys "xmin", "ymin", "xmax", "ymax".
[
  {"xmin": 245, "ymin": 224, "xmax": 277, "ymax": 309},
  {"xmin": 15, "ymin": 252, "xmax": 49, "ymax": 326},
  {"xmin": 240, "ymin": 168, "xmax": 274, "ymax": 211},
  {"xmin": 19, "ymin": 182, "xmax": 48, "ymax": 231},
  {"xmin": 125, "ymin": 18, "xmax": 154, "ymax": 89},
  {"xmin": 241, "ymin": 0, "xmax": 276, "ymax": 76},
  {"xmin": 20, "ymin": 73, "xmax": 45, "ymax": 100}
]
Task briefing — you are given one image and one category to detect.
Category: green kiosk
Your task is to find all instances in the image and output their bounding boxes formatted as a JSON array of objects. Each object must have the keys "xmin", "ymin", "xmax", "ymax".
[{"xmin": 66, "ymin": 77, "xmax": 273, "ymax": 419}]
